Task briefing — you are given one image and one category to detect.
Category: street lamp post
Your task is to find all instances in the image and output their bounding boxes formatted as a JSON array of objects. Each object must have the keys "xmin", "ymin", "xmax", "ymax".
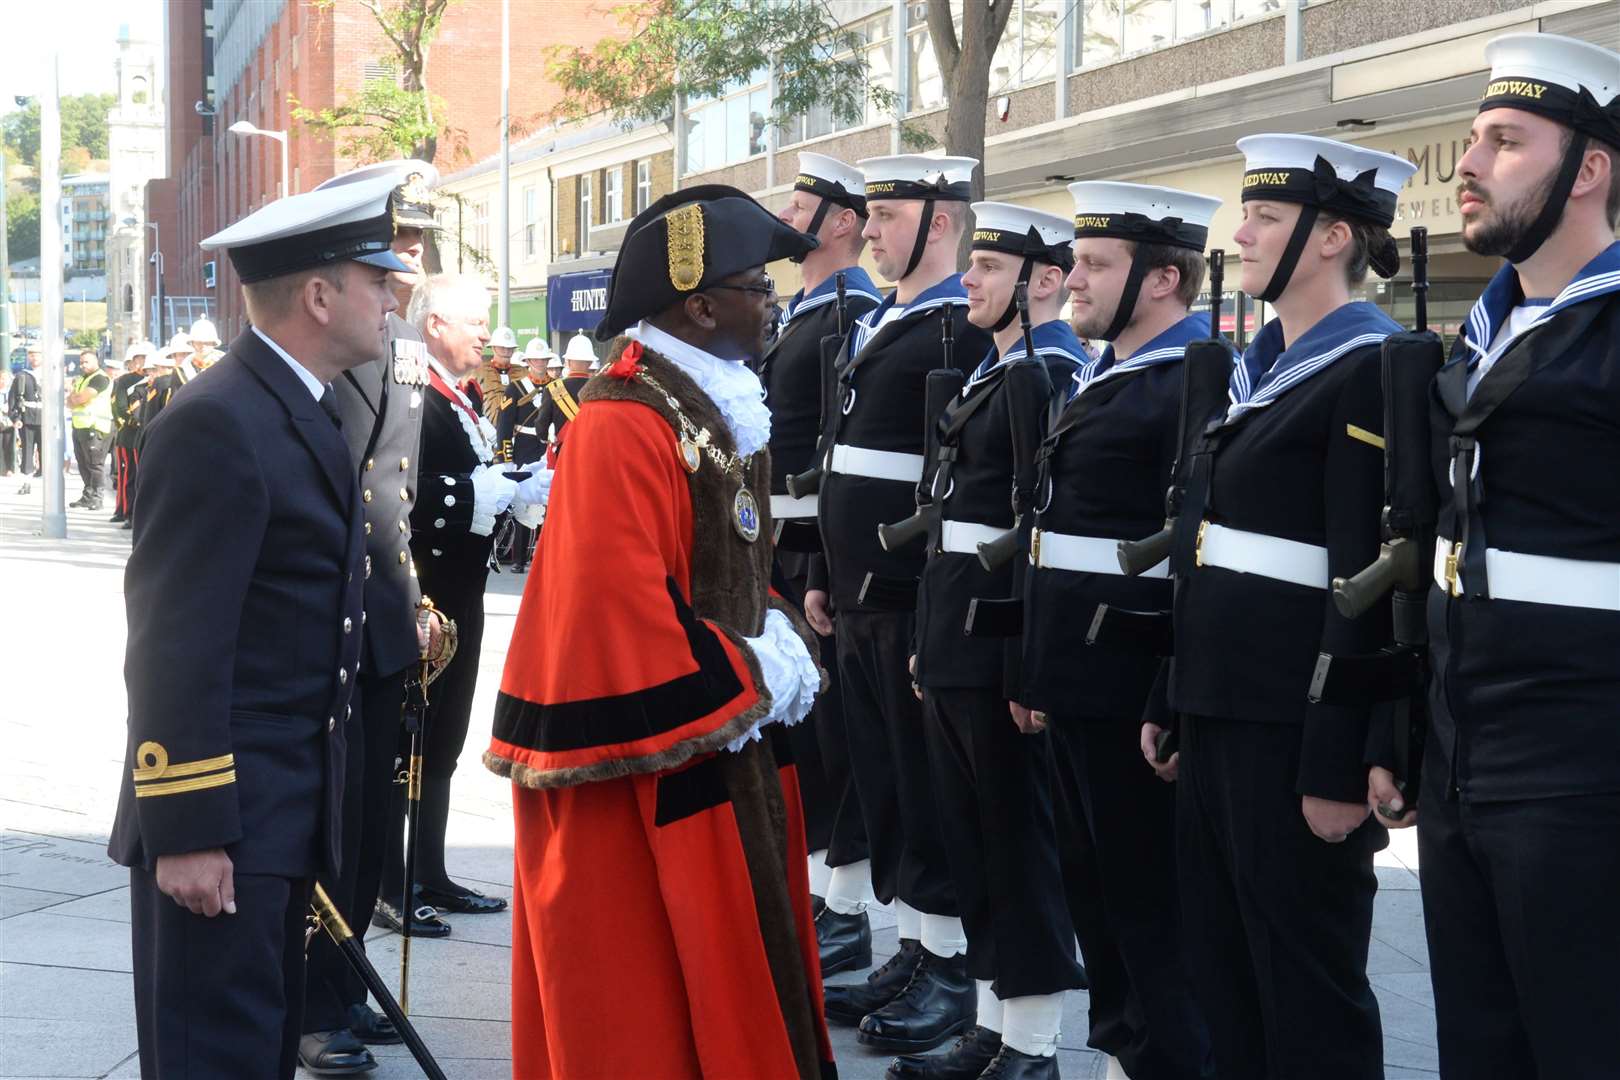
[
  {"xmin": 228, "ymin": 121, "xmax": 290, "ymax": 198},
  {"xmin": 126, "ymin": 217, "xmax": 164, "ymax": 345}
]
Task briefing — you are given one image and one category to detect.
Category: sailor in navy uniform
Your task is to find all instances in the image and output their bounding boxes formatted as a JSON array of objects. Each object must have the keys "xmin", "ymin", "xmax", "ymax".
[
  {"xmin": 813, "ymin": 153, "xmax": 991, "ymax": 1048},
  {"xmin": 1164, "ymin": 134, "xmax": 1417, "ymax": 1080},
  {"xmin": 891, "ymin": 203, "xmax": 1083, "ymax": 1080},
  {"xmin": 1410, "ymin": 34, "xmax": 1620, "ymax": 1080},
  {"xmin": 107, "ymin": 173, "xmax": 406, "ymax": 1080},
  {"xmin": 1016, "ymin": 182, "xmax": 1224, "ymax": 1080},
  {"xmin": 295, "ymin": 159, "xmax": 439, "ymax": 1073},
  {"xmin": 764, "ymin": 151, "xmax": 883, "ymax": 970}
]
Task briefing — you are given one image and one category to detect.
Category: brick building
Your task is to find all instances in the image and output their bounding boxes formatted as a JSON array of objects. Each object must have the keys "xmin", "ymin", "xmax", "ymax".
[{"xmin": 147, "ymin": 0, "xmax": 603, "ymax": 341}]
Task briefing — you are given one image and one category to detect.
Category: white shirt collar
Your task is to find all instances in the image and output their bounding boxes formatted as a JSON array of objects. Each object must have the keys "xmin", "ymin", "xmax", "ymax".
[
  {"xmin": 252, "ymin": 327, "xmax": 327, "ymax": 401},
  {"xmin": 626, "ymin": 321, "xmax": 771, "ymax": 458}
]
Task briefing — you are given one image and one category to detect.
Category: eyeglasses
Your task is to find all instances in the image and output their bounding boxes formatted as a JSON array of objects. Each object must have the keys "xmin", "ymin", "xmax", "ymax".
[{"xmin": 705, "ymin": 274, "xmax": 777, "ymax": 299}]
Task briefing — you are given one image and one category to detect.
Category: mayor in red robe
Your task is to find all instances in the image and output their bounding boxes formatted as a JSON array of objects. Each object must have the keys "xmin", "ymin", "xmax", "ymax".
[{"xmin": 484, "ymin": 185, "xmax": 838, "ymax": 1079}]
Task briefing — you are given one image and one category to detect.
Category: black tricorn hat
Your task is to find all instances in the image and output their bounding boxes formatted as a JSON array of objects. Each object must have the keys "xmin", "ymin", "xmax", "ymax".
[{"xmin": 595, "ymin": 185, "xmax": 817, "ymax": 341}]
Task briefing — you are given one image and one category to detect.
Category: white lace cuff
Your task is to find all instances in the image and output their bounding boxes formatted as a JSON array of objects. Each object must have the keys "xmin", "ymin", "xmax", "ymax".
[{"xmin": 726, "ymin": 608, "xmax": 821, "ymax": 753}]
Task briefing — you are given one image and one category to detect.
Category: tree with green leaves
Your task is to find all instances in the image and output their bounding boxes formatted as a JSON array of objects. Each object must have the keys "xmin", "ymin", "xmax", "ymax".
[
  {"xmin": 549, "ymin": 1, "xmax": 1017, "ymax": 213},
  {"xmin": 6, "ymin": 188, "xmax": 40, "ymax": 262},
  {"xmin": 292, "ymin": 0, "xmax": 466, "ymax": 165},
  {"xmin": 1, "ymin": 93, "xmax": 116, "ymax": 167}
]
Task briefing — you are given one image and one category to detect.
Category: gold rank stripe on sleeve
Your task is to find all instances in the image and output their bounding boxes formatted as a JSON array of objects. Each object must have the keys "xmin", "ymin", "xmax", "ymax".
[
  {"xmin": 1345, "ymin": 424, "xmax": 1385, "ymax": 450},
  {"xmin": 545, "ymin": 379, "xmax": 581, "ymax": 422},
  {"xmin": 131, "ymin": 741, "xmax": 237, "ymax": 797}
]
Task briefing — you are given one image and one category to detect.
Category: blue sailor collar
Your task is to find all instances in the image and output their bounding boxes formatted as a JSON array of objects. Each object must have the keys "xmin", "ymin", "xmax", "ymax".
[
  {"xmin": 966, "ymin": 319, "xmax": 1086, "ymax": 393},
  {"xmin": 1226, "ymin": 301, "xmax": 1399, "ymax": 421},
  {"xmin": 1068, "ymin": 313, "xmax": 1212, "ymax": 402},
  {"xmin": 781, "ymin": 265, "xmax": 882, "ymax": 328},
  {"xmin": 851, "ymin": 273, "xmax": 970, "ymax": 355},
  {"xmin": 1454, "ymin": 240, "xmax": 1620, "ymax": 373}
]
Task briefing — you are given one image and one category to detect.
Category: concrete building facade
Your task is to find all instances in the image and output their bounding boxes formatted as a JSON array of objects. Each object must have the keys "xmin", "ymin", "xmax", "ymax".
[{"xmin": 106, "ymin": 29, "xmax": 168, "ymax": 356}]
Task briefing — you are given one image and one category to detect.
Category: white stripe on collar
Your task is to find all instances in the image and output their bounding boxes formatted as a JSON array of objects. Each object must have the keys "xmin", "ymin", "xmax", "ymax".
[
  {"xmin": 1225, "ymin": 332, "xmax": 1388, "ymax": 420},
  {"xmin": 852, "ymin": 295, "xmax": 968, "ymax": 354}
]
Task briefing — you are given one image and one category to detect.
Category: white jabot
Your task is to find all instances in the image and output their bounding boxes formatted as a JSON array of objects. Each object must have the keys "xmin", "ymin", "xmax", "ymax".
[
  {"xmin": 252, "ymin": 326, "xmax": 326, "ymax": 401},
  {"xmin": 627, "ymin": 321, "xmax": 772, "ymax": 458}
]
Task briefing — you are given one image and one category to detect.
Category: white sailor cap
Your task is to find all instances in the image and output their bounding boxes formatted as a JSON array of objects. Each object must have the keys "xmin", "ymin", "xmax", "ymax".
[
  {"xmin": 201, "ymin": 173, "xmax": 412, "ymax": 284},
  {"xmin": 857, "ymin": 154, "xmax": 978, "ymax": 202},
  {"xmin": 315, "ymin": 159, "xmax": 442, "ymax": 231},
  {"xmin": 1480, "ymin": 33, "xmax": 1620, "ymax": 146},
  {"xmin": 794, "ymin": 152, "xmax": 867, "ymax": 215},
  {"xmin": 969, "ymin": 202, "xmax": 1074, "ymax": 267},
  {"xmin": 1236, "ymin": 133, "xmax": 1416, "ymax": 228},
  {"xmin": 1067, "ymin": 182, "xmax": 1222, "ymax": 251}
]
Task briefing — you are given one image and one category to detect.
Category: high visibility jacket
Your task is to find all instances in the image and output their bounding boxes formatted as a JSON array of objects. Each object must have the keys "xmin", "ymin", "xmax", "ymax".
[{"xmin": 71, "ymin": 371, "xmax": 114, "ymax": 434}]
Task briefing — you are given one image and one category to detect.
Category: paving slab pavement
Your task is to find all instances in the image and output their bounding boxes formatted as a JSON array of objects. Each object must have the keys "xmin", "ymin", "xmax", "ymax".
[{"xmin": 0, "ymin": 475, "xmax": 1437, "ymax": 1078}]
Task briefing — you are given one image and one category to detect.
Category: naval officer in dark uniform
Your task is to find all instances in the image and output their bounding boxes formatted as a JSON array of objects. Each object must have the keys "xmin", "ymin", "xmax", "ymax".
[
  {"xmin": 1408, "ymin": 33, "xmax": 1620, "ymax": 1080},
  {"xmin": 296, "ymin": 159, "xmax": 442, "ymax": 1075},
  {"xmin": 765, "ymin": 151, "xmax": 882, "ymax": 969},
  {"xmin": 896, "ymin": 202, "xmax": 1084, "ymax": 1080},
  {"xmin": 107, "ymin": 174, "xmax": 406, "ymax": 1080},
  {"xmin": 813, "ymin": 154, "xmax": 990, "ymax": 1050},
  {"xmin": 1021, "ymin": 182, "xmax": 1222, "ymax": 1080},
  {"xmin": 1165, "ymin": 133, "xmax": 1417, "ymax": 1080}
]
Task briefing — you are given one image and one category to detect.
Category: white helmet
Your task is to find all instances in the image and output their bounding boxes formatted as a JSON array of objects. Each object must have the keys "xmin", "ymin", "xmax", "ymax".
[
  {"xmin": 188, "ymin": 318, "xmax": 221, "ymax": 346},
  {"xmin": 124, "ymin": 340, "xmax": 156, "ymax": 364},
  {"xmin": 523, "ymin": 337, "xmax": 557, "ymax": 363},
  {"xmin": 490, "ymin": 326, "xmax": 518, "ymax": 349},
  {"xmin": 563, "ymin": 332, "xmax": 596, "ymax": 366},
  {"xmin": 546, "ymin": 354, "xmax": 564, "ymax": 372}
]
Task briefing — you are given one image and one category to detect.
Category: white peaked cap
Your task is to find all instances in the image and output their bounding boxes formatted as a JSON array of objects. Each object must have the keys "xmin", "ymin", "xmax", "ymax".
[
  {"xmin": 970, "ymin": 202, "xmax": 1072, "ymax": 249},
  {"xmin": 796, "ymin": 152, "xmax": 866, "ymax": 196},
  {"xmin": 200, "ymin": 172, "xmax": 411, "ymax": 283},
  {"xmin": 314, "ymin": 158, "xmax": 441, "ymax": 192}
]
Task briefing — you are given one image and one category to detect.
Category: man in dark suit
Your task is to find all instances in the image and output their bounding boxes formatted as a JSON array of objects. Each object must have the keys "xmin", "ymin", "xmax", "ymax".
[
  {"xmin": 297, "ymin": 160, "xmax": 443, "ymax": 1075},
  {"xmin": 107, "ymin": 174, "xmax": 408, "ymax": 1080}
]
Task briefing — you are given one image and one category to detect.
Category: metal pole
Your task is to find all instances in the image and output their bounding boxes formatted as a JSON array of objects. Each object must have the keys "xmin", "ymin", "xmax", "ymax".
[
  {"xmin": 148, "ymin": 222, "xmax": 163, "ymax": 345},
  {"xmin": 40, "ymin": 54, "xmax": 66, "ymax": 538},
  {"xmin": 279, "ymin": 134, "xmax": 289, "ymax": 197},
  {"xmin": 1, "ymin": 145, "xmax": 11, "ymax": 367},
  {"xmin": 497, "ymin": 0, "xmax": 510, "ymax": 328}
]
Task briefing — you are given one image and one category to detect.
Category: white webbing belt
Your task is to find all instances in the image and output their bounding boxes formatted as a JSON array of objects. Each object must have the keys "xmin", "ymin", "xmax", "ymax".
[
  {"xmin": 1433, "ymin": 537, "xmax": 1620, "ymax": 611},
  {"xmin": 829, "ymin": 444, "xmax": 925, "ymax": 484},
  {"xmin": 939, "ymin": 520, "xmax": 1005, "ymax": 555},
  {"xmin": 1195, "ymin": 522, "xmax": 1330, "ymax": 590},
  {"xmin": 770, "ymin": 493, "xmax": 819, "ymax": 520},
  {"xmin": 1032, "ymin": 529, "xmax": 1168, "ymax": 578}
]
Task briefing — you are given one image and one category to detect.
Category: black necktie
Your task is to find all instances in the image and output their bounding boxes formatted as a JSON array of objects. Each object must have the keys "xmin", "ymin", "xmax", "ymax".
[{"xmin": 319, "ymin": 387, "xmax": 343, "ymax": 431}]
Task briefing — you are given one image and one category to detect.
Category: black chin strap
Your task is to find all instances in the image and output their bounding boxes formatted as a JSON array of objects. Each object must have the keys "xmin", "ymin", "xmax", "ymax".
[
  {"xmin": 1101, "ymin": 256, "xmax": 1152, "ymax": 343},
  {"xmin": 790, "ymin": 198, "xmax": 837, "ymax": 265},
  {"xmin": 991, "ymin": 256, "xmax": 1036, "ymax": 332},
  {"xmin": 1507, "ymin": 133, "xmax": 1589, "ymax": 264},
  {"xmin": 903, "ymin": 198, "xmax": 937, "ymax": 280},
  {"xmin": 1257, "ymin": 205, "xmax": 1320, "ymax": 304}
]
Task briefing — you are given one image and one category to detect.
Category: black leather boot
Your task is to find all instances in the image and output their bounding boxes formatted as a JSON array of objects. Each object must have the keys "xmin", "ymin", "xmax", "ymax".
[
  {"xmin": 885, "ymin": 1024, "xmax": 1001, "ymax": 1079},
  {"xmin": 857, "ymin": 947, "xmax": 976, "ymax": 1053},
  {"xmin": 979, "ymin": 1045, "xmax": 1061, "ymax": 1079},
  {"xmin": 297, "ymin": 1029, "xmax": 377, "ymax": 1076},
  {"xmin": 825, "ymin": 938, "xmax": 923, "ymax": 1026},
  {"xmin": 817, "ymin": 905, "xmax": 872, "ymax": 976}
]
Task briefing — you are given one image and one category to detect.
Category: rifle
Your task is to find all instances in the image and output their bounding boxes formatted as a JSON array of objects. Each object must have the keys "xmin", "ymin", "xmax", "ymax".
[
  {"xmin": 786, "ymin": 272, "xmax": 849, "ymax": 499},
  {"xmin": 1307, "ymin": 226, "xmax": 1443, "ymax": 813},
  {"xmin": 875, "ymin": 313, "xmax": 963, "ymax": 552},
  {"xmin": 976, "ymin": 282, "xmax": 1053, "ymax": 572},
  {"xmin": 1116, "ymin": 250, "xmax": 1232, "ymax": 575},
  {"xmin": 308, "ymin": 883, "xmax": 449, "ymax": 1080}
]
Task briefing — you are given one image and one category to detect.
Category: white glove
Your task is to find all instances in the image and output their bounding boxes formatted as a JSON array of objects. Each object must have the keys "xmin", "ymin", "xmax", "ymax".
[
  {"xmin": 469, "ymin": 463, "xmax": 519, "ymax": 536},
  {"xmin": 509, "ymin": 468, "xmax": 554, "ymax": 529},
  {"xmin": 726, "ymin": 609, "xmax": 821, "ymax": 753}
]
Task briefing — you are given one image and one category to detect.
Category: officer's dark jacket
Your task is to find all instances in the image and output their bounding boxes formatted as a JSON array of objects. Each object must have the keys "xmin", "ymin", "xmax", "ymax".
[
  {"xmin": 410, "ymin": 379, "xmax": 496, "ymax": 597},
  {"xmin": 1020, "ymin": 315, "xmax": 1214, "ymax": 717},
  {"xmin": 111, "ymin": 371, "xmax": 150, "ymax": 445},
  {"xmin": 495, "ymin": 372, "xmax": 546, "ymax": 464},
  {"xmin": 815, "ymin": 275, "xmax": 991, "ymax": 612},
  {"xmin": 915, "ymin": 320, "xmax": 1079, "ymax": 690},
  {"xmin": 1428, "ymin": 245, "xmax": 1620, "ymax": 802},
  {"xmin": 108, "ymin": 329, "xmax": 365, "ymax": 878},
  {"xmin": 7, "ymin": 367, "xmax": 40, "ymax": 422},
  {"xmin": 332, "ymin": 311, "xmax": 426, "ymax": 678},
  {"xmin": 531, "ymin": 373, "xmax": 591, "ymax": 456},
  {"xmin": 1170, "ymin": 302, "xmax": 1397, "ymax": 803}
]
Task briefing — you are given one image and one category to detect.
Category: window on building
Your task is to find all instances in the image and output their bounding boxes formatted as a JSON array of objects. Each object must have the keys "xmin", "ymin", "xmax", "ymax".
[
  {"xmin": 775, "ymin": 8, "xmax": 893, "ymax": 147},
  {"xmin": 684, "ymin": 68, "xmax": 772, "ymax": 174},
  {"xmin": 578, "ymin": 173, "xmax": 593, "ymax": 250},
  {"xmin": 635, "ymin": 160, "xmax": 652, "ymax": 214},
  {"xmin": 472, "ymin": 199, "xmax": 490, "ymax": 262},
  {"xmin": 523, "ymin": 184, "xmax": 538, "ymax": 260},
  {"xmin": 604, "ymin": 167, "xmax": 623, "ymax": 223},
  {"xmin": 1077, "ymin": 0, "xmax": 1271, "ymax": 65}
]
